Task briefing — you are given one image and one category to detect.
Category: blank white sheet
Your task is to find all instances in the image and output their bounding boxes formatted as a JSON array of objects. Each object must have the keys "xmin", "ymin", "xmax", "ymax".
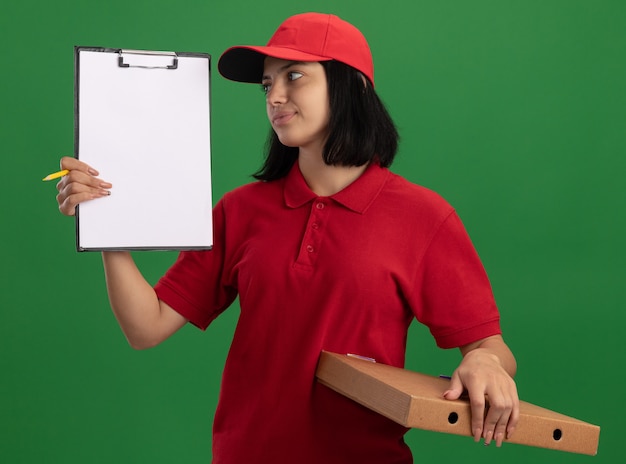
[{"xmin": 76, "ymin": 48, "xmax": 212, "ymax": 250}]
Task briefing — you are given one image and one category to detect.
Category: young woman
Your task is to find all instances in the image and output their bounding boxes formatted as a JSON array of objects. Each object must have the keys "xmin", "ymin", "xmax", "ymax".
[{"xmin": 56, "ymin": 13, "xmax": 519, "ymax": 464}]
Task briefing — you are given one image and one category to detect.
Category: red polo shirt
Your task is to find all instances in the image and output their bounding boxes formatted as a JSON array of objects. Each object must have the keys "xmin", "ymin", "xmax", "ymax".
[{"xmin": 154, "ymin": 162, "xmax": 501, "ymax": 463}]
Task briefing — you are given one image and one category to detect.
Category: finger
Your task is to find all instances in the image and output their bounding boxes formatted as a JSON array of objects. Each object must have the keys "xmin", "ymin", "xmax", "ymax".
[
  {"xmin": 442, "ymin": 372, "xmax": 464, "ymax": 401},
  {"xmin": 467, "ymin": 390, "xmax": 487, "ymax": 443},
  {"xmin": 57, "ymin": 173, "xmax": 112, "ymax": 199},
  {"xmin": 493, "ymin": 412, "xmax": 511, "ymax": 447},
  {"xmin": 57, "ymin": 178, "xmax": 111, "ymax": 216},
  {"xmin": 56, "ymin": 169, "xmax": 112, "ymax": 193},
  {"xmin": 507, "ymin": 386, "xmax": 520, "ymax": 439},
  {"xmin": 57, "ymin": 189, "xmax": 110, "ymax": 216},
  {"xmin": 482, "ymin": 408, "xmax": 499, "ymax": 445},
  {"xmin": 60, "ymin": 156, "xmax": 99, "ymax": 176},
  {"xmin": 483, "ymin": 389, "xmax": 513, "ymax": 447}
]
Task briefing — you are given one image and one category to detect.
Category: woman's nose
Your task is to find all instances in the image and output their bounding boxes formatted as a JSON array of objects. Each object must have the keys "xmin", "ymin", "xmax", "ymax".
[{"xmin": 266, "ymin": 80, "xmax": 287, "ymax": 106}]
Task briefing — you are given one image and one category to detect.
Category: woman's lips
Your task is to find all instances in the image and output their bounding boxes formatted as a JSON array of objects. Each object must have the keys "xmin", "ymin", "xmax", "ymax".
[{"xmin": 272, "ymin": 112, "xmax": 296, "ymax": 126}]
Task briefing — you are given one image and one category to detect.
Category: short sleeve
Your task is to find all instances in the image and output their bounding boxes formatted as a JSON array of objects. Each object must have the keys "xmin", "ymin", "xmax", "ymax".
[
  {"xmin": 411, "ymin": 211, "xmax": 501, "ymax": 348},
  {"xmin": 154, "ymin": 199, "xmax": 238, "ymax": 330}
]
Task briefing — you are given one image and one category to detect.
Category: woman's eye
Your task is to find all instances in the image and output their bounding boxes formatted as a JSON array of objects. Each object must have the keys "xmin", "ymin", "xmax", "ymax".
[
  {"xmin": 260, "ymin": 71, "xmax": 301, "ymax": 94},
  {"xmin": 288, "ymin": 71, "xmax": 303, "ymax": 81}
]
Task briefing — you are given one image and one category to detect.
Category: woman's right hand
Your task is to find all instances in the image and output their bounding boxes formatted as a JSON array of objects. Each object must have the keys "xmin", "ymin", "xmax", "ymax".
[{"xmin": 56, "ymin": 156, "xmax": 112, "ymax": 216}]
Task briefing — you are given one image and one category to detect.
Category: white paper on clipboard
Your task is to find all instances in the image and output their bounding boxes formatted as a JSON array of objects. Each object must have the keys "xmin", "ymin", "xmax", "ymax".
[{"xmin": 75, "ymin": 47, "xmax": 213, "ymax": 251}]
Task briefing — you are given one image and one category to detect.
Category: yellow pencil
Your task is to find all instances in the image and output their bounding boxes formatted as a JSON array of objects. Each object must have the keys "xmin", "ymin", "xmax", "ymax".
[{"xmin": 42, "ymin": 169, "xmax": 70, "ymax": 181}]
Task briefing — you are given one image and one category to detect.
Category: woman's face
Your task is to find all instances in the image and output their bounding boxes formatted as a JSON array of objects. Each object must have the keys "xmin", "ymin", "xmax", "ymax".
[{"xmin": 262, "ymin": 57, "xmax": 330, "ymax": 152}]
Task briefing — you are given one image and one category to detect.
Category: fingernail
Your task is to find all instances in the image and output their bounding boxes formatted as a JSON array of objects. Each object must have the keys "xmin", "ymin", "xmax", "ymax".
[
  {"xmin": 88, "ymin": 168, "xmax": 99, "ymax": 175},
  {"xmin": 484, "ymin": 430, "xmax": 493, "ymax": 446},
  {"xmin": 100, "ymin": 182, "xmax": 112, "ymax": 188}
]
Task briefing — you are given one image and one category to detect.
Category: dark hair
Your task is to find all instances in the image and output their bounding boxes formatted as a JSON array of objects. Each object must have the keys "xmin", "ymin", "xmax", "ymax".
[{"xmin": 253, "ymin": 60, "xmax": 399, "ymax": 181}]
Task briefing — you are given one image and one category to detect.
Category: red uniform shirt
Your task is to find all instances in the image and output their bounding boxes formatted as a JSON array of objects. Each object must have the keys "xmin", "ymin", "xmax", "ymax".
[{"xmin": 155, "ymin": 162, "xmax": 501, "ymax": 463}]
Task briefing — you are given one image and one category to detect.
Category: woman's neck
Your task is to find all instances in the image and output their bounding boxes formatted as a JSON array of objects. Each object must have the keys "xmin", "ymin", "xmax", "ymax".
[{"xmin": 297, "ymin": 148, "xmax": 368, "ymax": 197}]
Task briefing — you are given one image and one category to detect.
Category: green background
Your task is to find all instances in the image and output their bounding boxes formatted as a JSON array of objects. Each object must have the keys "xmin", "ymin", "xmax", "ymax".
[{"xmin": 1, "ymin": 0, "xmax": 624, "ymax": 462}]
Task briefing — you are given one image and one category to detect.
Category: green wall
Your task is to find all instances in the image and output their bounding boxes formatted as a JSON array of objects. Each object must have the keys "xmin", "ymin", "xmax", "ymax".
[{"xmin": 1, "ymin": 0, "xmax": 624, "ymax": 462}]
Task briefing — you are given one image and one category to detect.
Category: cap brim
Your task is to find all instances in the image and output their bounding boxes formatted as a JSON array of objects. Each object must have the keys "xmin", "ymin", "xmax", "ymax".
[{"xmin": 218, "ymin": 46, "xmax": 332, "ymax": 83}]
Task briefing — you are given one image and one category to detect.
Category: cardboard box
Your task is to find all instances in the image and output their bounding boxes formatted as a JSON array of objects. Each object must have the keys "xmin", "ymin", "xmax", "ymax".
[{"xmin": 316, "ymin": 351, "xmax": 600, "ymax": 455}]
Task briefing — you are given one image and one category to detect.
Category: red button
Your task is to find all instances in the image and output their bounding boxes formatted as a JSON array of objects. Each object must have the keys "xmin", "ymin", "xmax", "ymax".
[
  {"xmin": 316, "ymin": 203, "xmax": 325, "ymax": 210},
  {"xmin": 306, "ymin": 245, "xmax": 314, "ymax": 253}
]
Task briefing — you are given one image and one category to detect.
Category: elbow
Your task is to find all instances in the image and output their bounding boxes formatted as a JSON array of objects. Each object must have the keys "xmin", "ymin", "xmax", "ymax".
[
  {"xmin": 125, "ymin": 332, "xmax": 162, "ymax": 350},
  {"xmin": 128, "ymin": 340, "xmax": 155, "ymax": 350}
]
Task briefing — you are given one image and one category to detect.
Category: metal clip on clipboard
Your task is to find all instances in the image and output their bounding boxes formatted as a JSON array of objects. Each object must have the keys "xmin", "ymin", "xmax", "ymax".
[{"xmin": 118, "ymin": 49, "xmax": 178, "ymax": 69}]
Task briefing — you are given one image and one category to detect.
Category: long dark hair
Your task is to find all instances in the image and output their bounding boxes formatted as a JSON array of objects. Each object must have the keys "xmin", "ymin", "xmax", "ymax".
[{"xmin": 253, "ymin": 60, "xmax": 399, "ymax": 181}]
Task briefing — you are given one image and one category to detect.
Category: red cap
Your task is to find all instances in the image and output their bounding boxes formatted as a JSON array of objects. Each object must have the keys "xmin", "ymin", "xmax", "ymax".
[{"xmin": 218, "ymin": 13, "xmax": 374, "ymax": 86}]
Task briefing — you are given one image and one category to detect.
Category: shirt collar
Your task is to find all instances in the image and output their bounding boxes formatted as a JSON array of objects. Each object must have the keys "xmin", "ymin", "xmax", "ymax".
[{"xmin": 284, "ymin": 161, "xmax": 390, "ymax": 214}]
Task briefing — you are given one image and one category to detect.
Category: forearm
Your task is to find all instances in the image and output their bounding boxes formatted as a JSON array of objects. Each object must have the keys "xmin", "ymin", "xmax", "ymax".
[{"xmin": 102, "ymin": 251, "xmax": 178, "ymax": 349}]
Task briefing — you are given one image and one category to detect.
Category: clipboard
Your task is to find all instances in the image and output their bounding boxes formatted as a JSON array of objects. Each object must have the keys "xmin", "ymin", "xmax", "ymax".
[
  {"xmin": 74, "ymin": 46, "xmax": 213, "ymax": 251},
  {"xmin": 316, "ymin": 352, "xmax": 600, "ymax": 455}
]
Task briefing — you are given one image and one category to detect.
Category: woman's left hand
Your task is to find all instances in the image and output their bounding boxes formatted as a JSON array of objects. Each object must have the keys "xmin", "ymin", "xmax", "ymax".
[{"xmin": 443, "ymin": 335, "xmax": 519, "ymax": 447}]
